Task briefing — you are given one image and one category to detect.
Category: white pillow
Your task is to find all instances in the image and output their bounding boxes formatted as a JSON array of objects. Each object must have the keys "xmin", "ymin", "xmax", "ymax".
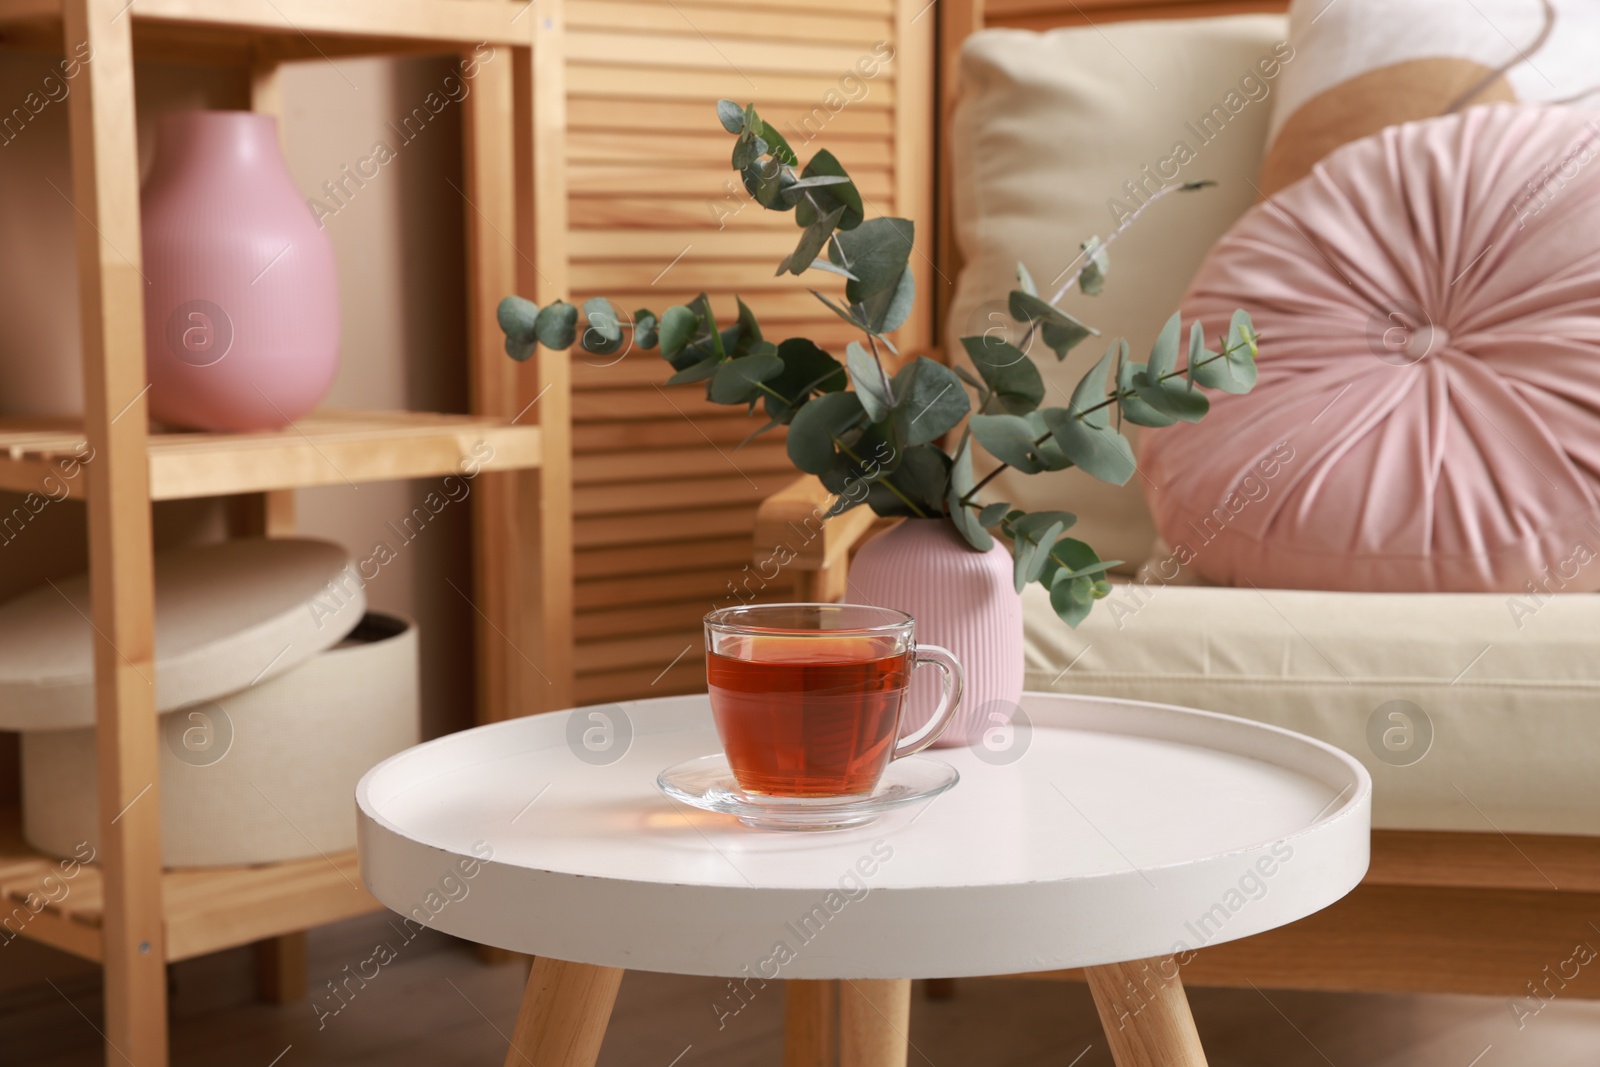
[
  {"xmin": 1259, "ymin": 0, "xmax": 1600, "ymax": 194},
  {"xmin": 947, "ymin": 15, "xmax": 1286, "ymax": 571}
]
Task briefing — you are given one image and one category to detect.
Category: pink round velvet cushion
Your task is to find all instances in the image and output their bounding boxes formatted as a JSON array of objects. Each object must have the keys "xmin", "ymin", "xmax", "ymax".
[{"xmin": 1142, "ymin": 104, "xmax": 1600, "ymax": 593}]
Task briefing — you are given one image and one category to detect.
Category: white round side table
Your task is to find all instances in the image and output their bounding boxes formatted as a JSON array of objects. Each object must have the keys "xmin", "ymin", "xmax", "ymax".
[{"xmin": 356, "ymin": 691, "xmax": 1371, "ymax": 1067}]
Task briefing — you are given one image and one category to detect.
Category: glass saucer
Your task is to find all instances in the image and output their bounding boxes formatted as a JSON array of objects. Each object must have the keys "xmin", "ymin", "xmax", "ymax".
[{"xmin": 656, "ymin": 754, "xmax": 959, "ymax": 831}]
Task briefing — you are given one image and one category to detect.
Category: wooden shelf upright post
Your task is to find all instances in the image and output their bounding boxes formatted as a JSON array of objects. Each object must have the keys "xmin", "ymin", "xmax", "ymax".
[{"xmin": 60, "ymin": 0, "xmax": 170, "ymax": 1062}]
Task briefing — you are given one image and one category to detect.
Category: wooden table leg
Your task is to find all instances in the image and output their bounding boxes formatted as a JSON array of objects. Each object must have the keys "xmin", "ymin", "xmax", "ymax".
[
  {"xmin": 254, "ymin": 932, "xmax": 308, "ymax": 1003},
  {"xmin": 785, "ymin": 979, "xmax": 838, "ymax": 1067},
  {"xmin": 1084, "ymin": 957, "xmax": 1208, "ymax": 1067},
  {"xmin": 839, "ymin": 978, "xmax": 911, "ymax": 1067},
  {"xmin": 503, "ymin": 957, "xmax": 624, "ymax": 1067}
]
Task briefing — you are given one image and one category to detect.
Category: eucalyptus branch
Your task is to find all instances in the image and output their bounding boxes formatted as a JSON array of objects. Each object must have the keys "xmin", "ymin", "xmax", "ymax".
[
  {"xmin": 959, "ymin": 336, "xmax": 1254, "ymax": 508},
  {"xmin": 496, "ymin": 99, "xmax": 1264, "ymax": 633},
  {"xmin": 995, "ymin": 513, "xmax": 1110, "ymax": 576},
  {"xmin": 1044, "ymin": 180, "xmax": 1215, "ymax": 307}
]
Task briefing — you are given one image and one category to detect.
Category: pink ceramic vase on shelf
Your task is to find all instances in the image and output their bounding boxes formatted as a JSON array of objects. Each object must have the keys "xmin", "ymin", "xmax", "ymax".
[
  {"xmin": 847, "ymin": 518, "xmax": 1023, "ymax": 747},
  {"xmin": 141, "ymin": 110, "xmax": 339, "ymax": 432}
]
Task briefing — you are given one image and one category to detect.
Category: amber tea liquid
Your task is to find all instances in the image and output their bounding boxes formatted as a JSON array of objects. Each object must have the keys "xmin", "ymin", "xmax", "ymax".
[{"xmin": 707, "ymin": 634, "xmax": 910, "ymax": 797}]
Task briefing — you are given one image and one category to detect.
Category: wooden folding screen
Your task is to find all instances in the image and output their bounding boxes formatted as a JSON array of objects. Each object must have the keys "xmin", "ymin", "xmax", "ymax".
[{"xmin": 563, "ymin": 0, "xmax": 934, "ymax": 703}]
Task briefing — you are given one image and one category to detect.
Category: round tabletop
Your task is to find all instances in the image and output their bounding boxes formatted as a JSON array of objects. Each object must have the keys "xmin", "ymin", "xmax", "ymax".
[{"xmin": 356, "ymin": 692, "xmax": 1371, "ymax": 980}]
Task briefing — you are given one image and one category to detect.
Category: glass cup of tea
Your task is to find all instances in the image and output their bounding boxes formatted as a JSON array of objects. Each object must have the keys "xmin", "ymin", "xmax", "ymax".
[{"xmin": 704, "ymin": 603, "xmax": 964, "ymax": 799}]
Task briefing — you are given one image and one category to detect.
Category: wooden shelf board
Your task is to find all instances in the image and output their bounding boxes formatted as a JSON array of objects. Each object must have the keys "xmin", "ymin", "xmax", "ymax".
[
  {"xmin": 0, "ymin": 808, "xmax": 382, "ymax": 963},
  {"xmin": 0, "ymin": 0, "xmax": 533, "ymax": 49},
  {"xmin": 0, "ymin": 410, "xmax": 541, "ymax": 500}
]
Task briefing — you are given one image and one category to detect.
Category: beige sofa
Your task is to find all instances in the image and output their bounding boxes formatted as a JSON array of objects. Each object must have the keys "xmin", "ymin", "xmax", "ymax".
[
  {"xmin": 946, "ymin": 15, "xmax": 1600, "ymax": 838},
  {"xmin": 756, "ymin": 10, "xmax": 1600, "ymax": 1000}
]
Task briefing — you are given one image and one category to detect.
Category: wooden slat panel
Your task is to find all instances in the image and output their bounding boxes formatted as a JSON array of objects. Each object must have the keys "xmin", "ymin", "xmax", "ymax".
[
  {"xmin": 571, "ymin": 358, "xmax": 675, "ymax": 390},
  {"xmin": 567, "ymin": 163, "xmax": 893, "ymax": 199},
  {"xmin": 564, "ymin": 312, "xmax": 869, "ymax": 353},
  {"xmin": 577, "ymin": 535, "xmax": 753, "ymax": 578},
  {"xmin": 572, "ymin": 418, "xmax": 765, "ymax": 452},
  {"xmin": 576, "ymin": 474, "xmax": 782, "ymax": 515},
  {"xmin": 573, "ymin": 289, "xmax": 852, "ymax": 323},
  {"xmin": 570, "ymin": 228, "xmax": 821, "ymax": 261},
  {"xmin": 572, "ymin": 196, "xmax": 806, "ymax": 231},
  {"xmin": 569, "ymin": 258, "xmax": 858, "ymax": 292},
  {"xmin": 572, "ymin": 387, "xmax": 731, "ymax": 421},
  {"xmin": 569, "ymin": 65, "xmax": 898, "ymax": 107},
  {"xmin": 576, "ymin": 599, "xmax": 730, "ymax": 640},
  {"xmin": 575, "ymin": 443, "xmax": 791, "ymax": 485},
  {"xmin": 568, "ymin": 0, "xmax": 893, "ymax": 45},
  {"xmin": 697, "ymin": 0, "xmax": 892, "ymax": 13},
  {"xmin": 576, "ymin": 663, "xmax": 703, "ymax": 704},
  {"xmin": 569, "ymin": 132, "xmax": 894, "ymax": 170},
  {"xmin": 574, "ymin": 629, "xmax": 702, "ymax": 673},
  {"xmin": 575, "ymin": 504, "xmax": 757, "ymax": 547},
  {"xmin": 578, "ymin": 566, "xmax": 739, "ymax": 608},
  {"xmin": 568, "ymin": 30, "xmax": 894, "ymax": 77},
  {"xmin": 566, "ymin": 0, "xmax": 931, "ymax": 706},
  {"xmin": 569, "ymin": 97, "xmax": 894, "ymax": 138}
]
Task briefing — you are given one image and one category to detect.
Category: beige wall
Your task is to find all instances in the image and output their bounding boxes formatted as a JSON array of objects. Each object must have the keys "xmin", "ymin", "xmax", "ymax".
[{"xmin": 0, "ymin": 48, "xmax": 479, "ymax": 987}]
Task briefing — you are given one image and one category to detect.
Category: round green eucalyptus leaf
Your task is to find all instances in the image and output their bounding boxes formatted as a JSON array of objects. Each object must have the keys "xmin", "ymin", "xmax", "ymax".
[
  {"xmin": 497, "ymin": 295, "xmax": 538, "ymax": 342},
  {"xmin": 1041, "ymin": 407, "xmax": 1137, "ymax": 486},
  {"xmin": 977, "ymin": 502, "xmax": 1011, "ymax": 526},
  {"xmin": 794, "ymin": 149, "xmax": 864, "ymax": 230},
  {"xmin": 1147, "ymin": 312, "xmax": 1181, "ymax": 380},
  {"xmin": 968, "ymin": 413, "xmax": 1046, "ymax": 474},
  {"xmin": 761, "ymin": 337, "xmax": 846, "ymax": 422},
  {"xmin": 891, "ymin": 357, "xmax": 970, "ymax": 448},
  {"xmin": 534, "ymin": 300, "xmax": 578, "ymax": 350},
  {"xmin": 716, "ymin": 99, "xmax": 745, "ymax": 134},
  {"xmin": 960, "ymin": 336, "xmax": 1044, "ymax": 416},
  {"xmin": 580, "ymin": 297, "xmax": 624, "ymax": 356},
  {"xmin": 866, "ymin": 445, "xmax": 948, "ymax": 518},
  {"xmin": 946, "ymin": 439, "xmax": 994, "ymax": 551},
  {"xmin": 657, "ymin": 304, "xmax": 700, "ymax": 360},
  {"xmin": 709, "ymin": 352, "xmax": 783, "ymax": 404},
  {"xmin": 633, "ymin": 309, "xmax": 659, "ymax": 350},
  {"xmin": 1133, "ymin": 371, "xmax": 1210, "ymax": 423},
  {"xmin": 786, "ymin": 391, "xmax": 864, "ymax": 475},
  {"xmin": 1117, "ymin": 359, "xmax": 1176, "ymax": 428}
]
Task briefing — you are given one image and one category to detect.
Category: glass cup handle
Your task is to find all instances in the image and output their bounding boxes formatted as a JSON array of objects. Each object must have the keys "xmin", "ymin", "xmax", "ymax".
[{"xmin": 892, "ymin": 643, "xmax": 965, "ymax": 760}]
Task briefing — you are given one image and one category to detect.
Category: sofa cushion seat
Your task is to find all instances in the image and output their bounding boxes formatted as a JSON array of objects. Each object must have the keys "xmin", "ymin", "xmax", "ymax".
[{"xmin": 1022, "ymin": 581, "xmax": 1600, "ymax": 834}]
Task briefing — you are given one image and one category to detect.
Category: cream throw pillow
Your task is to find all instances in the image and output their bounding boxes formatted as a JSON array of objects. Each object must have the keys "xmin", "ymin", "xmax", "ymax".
[
  {"xmin": 1260, "ymin": 0, "xmax": 1600, "ymax": 195},
  {"xmin": 948, "ymin": 16, "xmax": 1287, "ymax": 573}
]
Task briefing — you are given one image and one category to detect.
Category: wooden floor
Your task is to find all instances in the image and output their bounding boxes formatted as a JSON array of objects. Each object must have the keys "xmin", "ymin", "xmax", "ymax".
[{"xmin": 4, "ymin": 912, "xmax": 1597, "ymax": 1066}]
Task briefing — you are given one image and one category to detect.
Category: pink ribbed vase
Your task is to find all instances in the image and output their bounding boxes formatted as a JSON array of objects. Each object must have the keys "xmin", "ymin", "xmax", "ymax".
[
  {"xmin": 142, "ymin": 110, "xmax": 340, "ymax": 431},
  {"xmin": 847, "ymin": 518, "xmax": 1023, "ymax": 747}
]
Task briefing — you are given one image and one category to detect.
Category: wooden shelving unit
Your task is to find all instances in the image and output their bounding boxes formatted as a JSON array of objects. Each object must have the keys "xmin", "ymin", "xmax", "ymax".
[{"xmin": 0, "ymin": 2, "xmax": 570, "ymax": 1064}]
